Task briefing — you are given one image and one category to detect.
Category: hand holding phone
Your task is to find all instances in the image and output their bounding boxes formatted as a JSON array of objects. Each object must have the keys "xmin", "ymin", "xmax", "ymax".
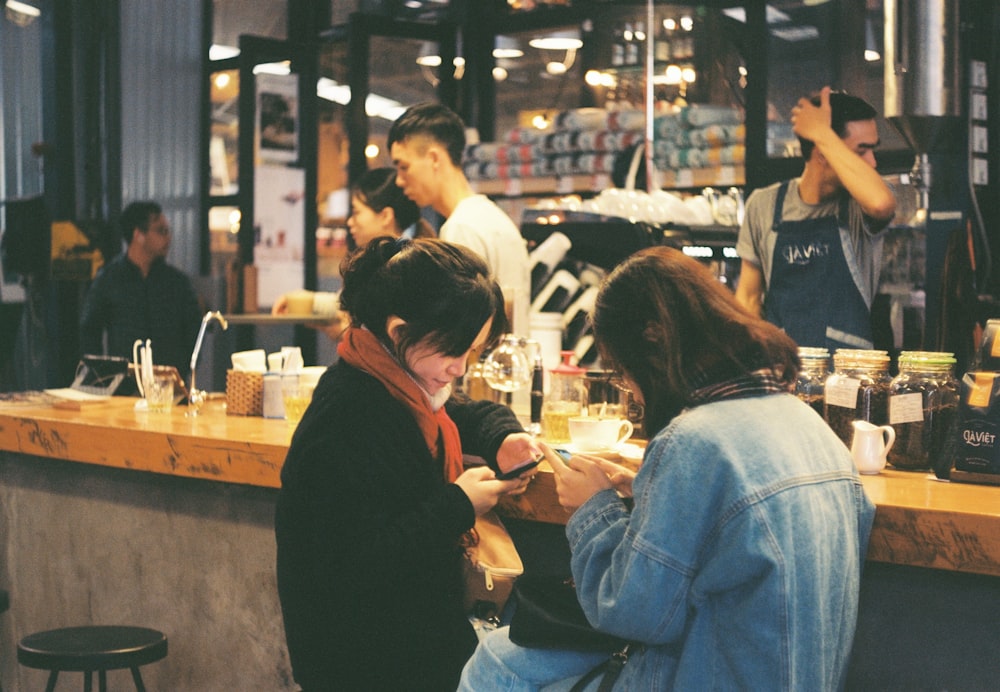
[{"xmin": 495, "ymin": 454, "xmax": 542, "ymax": 481}]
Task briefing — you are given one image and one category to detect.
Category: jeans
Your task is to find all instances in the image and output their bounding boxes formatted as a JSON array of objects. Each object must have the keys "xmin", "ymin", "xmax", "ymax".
[{"xmin": 458, "ymin": 626, "xmax": 610, "ymax": 692}]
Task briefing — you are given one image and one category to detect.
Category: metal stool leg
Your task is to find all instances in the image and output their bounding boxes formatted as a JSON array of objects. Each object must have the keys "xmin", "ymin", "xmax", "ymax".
[
  {"xmin": 130, "ymin": 666, "xmax": 147, "ymax": 692},
  {"xmin": 98, "ymin": 668, "xmax": 107, "ymax": 692},
  {"xmin": 84, "ymin": 669, "xmax": 93, "ymax": 692},
  {"xmin": 44, "ymin": 670, "xmax": 58, "ymax": 692}
]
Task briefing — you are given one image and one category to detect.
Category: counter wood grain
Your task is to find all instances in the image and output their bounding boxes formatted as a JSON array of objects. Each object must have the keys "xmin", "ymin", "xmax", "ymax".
[
  {"xmin": 0, "ymin": 397, "xmax": 290, "ymax": 487},
  {"xmin": 4, "ymin": 397, "xmax": 1000, "ymax": 576},
  {"xmin": 499, "ymin": 463, "xmax": 1000, "ymax": 578}
]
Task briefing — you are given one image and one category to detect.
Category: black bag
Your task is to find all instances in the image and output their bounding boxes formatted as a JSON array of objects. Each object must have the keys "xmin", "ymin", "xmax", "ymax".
[{"xmin": 508, "ymin": 574, "xmax": 627, "ymax": 653}]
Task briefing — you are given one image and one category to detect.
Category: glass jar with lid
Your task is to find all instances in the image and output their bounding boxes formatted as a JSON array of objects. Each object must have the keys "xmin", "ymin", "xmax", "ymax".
[
  {"xmin": 541, "ymin": 351, "xmax": 587, "ymax": 443},
  {"xmin": 887, "ymin": 351, "xmax": 959, "ymax": 475},
  {"xmin": 795, "ymin": 347, "xmax": 830, "ymax": 417},
  {"xmin": 824, "ymin": 349, "xmax": 892, "ymax": 447}
]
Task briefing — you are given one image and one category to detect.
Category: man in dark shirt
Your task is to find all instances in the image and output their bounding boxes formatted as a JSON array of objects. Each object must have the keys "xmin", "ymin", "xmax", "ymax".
[{"xmin": 80, "ymin": 201, "xmax": 202, "ymax": 379}]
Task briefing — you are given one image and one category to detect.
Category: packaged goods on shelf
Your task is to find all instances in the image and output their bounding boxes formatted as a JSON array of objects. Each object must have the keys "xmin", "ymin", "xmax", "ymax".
[
  {"xmin": 464, "ymin": 107, "xmax": 644, "ymax": 184},
  {"xmin": 653, "ymin": 106, "xmax": 745, "ymax": 174}
]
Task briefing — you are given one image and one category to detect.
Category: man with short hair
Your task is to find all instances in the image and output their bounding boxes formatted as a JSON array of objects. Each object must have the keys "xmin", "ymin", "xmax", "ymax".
[
  {"xmin": 388, "ymin": 102, "xmax": 531, "ymax": 335},
  {"xmin": 735, "ymin": 86, "xmax": 897, "ymax": 351},
  {"xmin": 80, "ymin": 201, "xmax": 202, "ymax": 379}
]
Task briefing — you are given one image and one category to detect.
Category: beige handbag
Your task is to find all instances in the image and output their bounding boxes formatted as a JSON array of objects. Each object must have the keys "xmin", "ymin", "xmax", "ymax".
[{"xmin": 463, "ymin": 509, "xmax": 524, "ymax": 616}]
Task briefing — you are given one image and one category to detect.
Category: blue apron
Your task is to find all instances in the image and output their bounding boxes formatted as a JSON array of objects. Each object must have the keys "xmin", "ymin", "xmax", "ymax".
[{"xmin": 764, "ymin": 181, "xmax": 874, "ymax": 351}]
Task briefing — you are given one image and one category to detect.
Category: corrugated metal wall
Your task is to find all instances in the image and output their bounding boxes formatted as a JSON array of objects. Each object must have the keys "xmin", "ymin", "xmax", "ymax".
[{"xmin": 120, "ymin": 1, "xmax": 203, "ymax": 277}]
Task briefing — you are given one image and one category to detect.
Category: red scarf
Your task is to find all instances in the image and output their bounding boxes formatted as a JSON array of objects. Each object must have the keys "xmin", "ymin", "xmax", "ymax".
[{"xmin": 338, "ymin": 327, "xmax": 465, "ymax": 483}]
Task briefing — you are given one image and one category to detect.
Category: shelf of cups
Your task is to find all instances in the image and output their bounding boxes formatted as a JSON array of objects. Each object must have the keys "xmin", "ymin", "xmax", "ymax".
[{"xmin": 473, "ymin": 165, "xmax": 742, "ymax": 200}]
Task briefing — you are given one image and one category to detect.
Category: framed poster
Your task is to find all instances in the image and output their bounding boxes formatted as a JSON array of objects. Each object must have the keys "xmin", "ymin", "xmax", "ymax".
[
  {"xmin": 256, "ymin": 72, "xmax": 298, "ymax": 164},
  {"xmin": 254, "ymin": 164, "xmax": 305, "ymax": 308}
]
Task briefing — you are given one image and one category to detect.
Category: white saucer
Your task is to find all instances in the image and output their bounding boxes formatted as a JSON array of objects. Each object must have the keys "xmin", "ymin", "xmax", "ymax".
[{"xmin": 558, "ymin": 442, "xmax": 644, "ymax": 461}]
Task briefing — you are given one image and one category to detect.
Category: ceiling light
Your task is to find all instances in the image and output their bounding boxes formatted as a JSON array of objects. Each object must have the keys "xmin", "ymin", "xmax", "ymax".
[
  {"xmin": 493, "ymin": 66, "xmax": 508, "ymax": 81},
  {"xmin": 494, "ymin": 36, "xmax": 523, "ymax": 60},
  {"xmin": 210, "ymin": 44, "xmax": 240, "ymax": 61},
  {"xmin": 528, "ymin": 30, "xmax": 583, "ymax": 51},
  {"xmin": 493, "ymin": 48, "xmax": 524, "ymax": 59},
  {"xmin": 546, "ymin": 61, "xmax": 568, "ymax": 76},
  {"xmin": 5, "ymin": 0, "xmax": 39, "ymax": 26},
  {"xmin": 253, "ymin": 61, "xmax": 291, "ymax": 76},
  {"xmin": 365, "ymin": 144, "xmax": 380, "ymax": 159}
]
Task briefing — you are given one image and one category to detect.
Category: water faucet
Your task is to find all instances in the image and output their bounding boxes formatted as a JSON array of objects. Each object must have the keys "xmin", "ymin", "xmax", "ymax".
[{"xmin": 187, "ymin": 310, "xmax": 229, "ymax": 416}]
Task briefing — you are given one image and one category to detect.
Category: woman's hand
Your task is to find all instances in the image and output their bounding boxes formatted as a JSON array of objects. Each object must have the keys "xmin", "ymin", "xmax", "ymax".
[
  {"xmin": 591, "ymin": 457, "xmax": 637, "ymax": 498},
  {"xmin": 454, "ymin": 466, "xmax": 526, "ymax": 515},
  {"xmin": 271, "ymin": 294, "xmax": 290, "ymax": 315},
  {"xmin": 495, "ymin": 432, "xmax": 542, "ymax": 479},
  {"xmin": 541, "ymin": 444, "xmax": 614, "ymax": 512}
]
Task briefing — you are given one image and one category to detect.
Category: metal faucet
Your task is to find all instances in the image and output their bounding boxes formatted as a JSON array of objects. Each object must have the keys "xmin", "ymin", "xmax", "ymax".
[{"xmin": 187, "ymin": 310, "xmax": 229, "ymax": 416}]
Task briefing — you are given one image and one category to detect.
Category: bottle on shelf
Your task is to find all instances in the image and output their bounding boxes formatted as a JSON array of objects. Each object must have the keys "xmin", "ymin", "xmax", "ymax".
[
  {"xmin": 624, "ymin": 22, "xmax": 637, "ymax": 66},
  {"xmin": 654, "ymin": 18, "xmax": 671, "ymax": 64},
  {"xmin": 611, "ymin": 22, "xmax": 625, "ymax": 67}
]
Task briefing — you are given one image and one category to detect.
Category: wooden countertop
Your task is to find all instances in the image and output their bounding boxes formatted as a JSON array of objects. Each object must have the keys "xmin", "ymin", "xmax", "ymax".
[
  {"xmin": 3, "ymin": 395, "xmax": 1000, "ymax": 576},
  {"xmin": 0, "ymin": 396, "xmax": 291, "ymax": 487},
  {"xmin": 498, "ymin": 461, "xmax": 1000, "ymax": 578}
]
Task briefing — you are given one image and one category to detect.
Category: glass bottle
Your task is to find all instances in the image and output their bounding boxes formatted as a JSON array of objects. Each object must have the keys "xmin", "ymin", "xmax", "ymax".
[
  {"xmin": 795, "ymin": 347, "xmax": 829, "ymax": 417},
  {"xmin": 888, "ymin": 351, "xmax": 959, "ymax": 475},
  {"xmin": 824, "ymin": 349, "xmax": 892, "ymax": 448},
  {"xmin": 541, "ymin": 350, "xmax": 586, "ymax": 443}
]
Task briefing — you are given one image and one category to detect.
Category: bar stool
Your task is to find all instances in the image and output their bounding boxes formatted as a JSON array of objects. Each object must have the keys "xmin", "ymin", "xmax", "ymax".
[{"xmin": 17, "ymin": 625, "xmax": 167, "ymax": 692}]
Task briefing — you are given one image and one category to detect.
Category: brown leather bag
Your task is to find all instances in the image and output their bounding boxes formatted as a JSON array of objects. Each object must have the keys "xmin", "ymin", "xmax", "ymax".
[{"xmin": 462, "ymin": 510, "xmax": 524, "ymax": 616}]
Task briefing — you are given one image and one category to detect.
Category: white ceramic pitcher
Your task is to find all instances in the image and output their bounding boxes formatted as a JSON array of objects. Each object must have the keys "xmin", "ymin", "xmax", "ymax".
[{"xmin": 850, "ymin": 420, "xmax": 896, "ymax": 475}]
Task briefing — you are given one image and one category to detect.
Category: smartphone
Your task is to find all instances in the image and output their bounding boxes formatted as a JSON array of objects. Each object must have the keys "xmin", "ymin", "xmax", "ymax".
[
  {"xmin": 495, "ymin": 454, "xmax": 542, "ymax": 481},
  {"xmin": 553, "ymin": 448, "xmax": 573, "ymax": 462}
]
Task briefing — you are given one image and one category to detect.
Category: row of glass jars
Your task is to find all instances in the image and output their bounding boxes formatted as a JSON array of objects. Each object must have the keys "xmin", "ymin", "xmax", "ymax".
[{"xmin": 795, "ymin": 347, "xmax": 959, "ymax": 476}]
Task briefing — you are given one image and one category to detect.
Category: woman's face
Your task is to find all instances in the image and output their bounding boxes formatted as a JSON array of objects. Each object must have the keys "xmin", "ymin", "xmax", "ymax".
[
  {"xmin": 347, "ymin": 195, "xmax": 397, "ymax": 248},
  {"xmin": 403, "ymin": 318, "xmax": 493, "ymax": 395}
]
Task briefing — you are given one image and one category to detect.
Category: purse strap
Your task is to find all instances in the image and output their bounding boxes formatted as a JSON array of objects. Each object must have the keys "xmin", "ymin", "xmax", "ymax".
[{"xmin": 569, "ymin": 643, "xmax": 634, "ymax": 692}]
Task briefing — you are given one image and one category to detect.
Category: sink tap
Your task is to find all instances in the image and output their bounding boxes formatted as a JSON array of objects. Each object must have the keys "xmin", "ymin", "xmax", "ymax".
[{"xmin": 187, "ymin": 310, "xmax": 229, "ymax": 416}]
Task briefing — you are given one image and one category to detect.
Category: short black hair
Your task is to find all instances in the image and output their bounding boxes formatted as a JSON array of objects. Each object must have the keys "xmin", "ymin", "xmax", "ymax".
[
  {"xmin": 120, "ymin": 201, "xmax": 163, "ymax": 245},
  {"xmin": 387, "ymin": 102, "xmax": 466, "ymax": 167},
  {"xmin": 798, "ymin": 91, "xmax": 878, "ymax": 160},
  {"xmin": 339, "ymin": 237, "xmax": 507, "ymax": 364}
]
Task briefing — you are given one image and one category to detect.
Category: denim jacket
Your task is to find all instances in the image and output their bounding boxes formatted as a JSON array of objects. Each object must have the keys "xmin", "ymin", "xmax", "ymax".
[{"xmin": 566, "ymin": 392, "xmax": 875, "ymax": 690}]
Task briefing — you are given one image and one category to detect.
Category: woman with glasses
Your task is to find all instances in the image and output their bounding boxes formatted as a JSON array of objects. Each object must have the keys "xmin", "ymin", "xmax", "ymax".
[{"xmin": 460, "ymin": 246, "xmax": 875, "ymax": 691}]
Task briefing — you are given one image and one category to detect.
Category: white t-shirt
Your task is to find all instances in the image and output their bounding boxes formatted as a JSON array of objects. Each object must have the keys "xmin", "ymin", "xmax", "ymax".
[
  {"xmin": 441, "ymin": 195, "xmax": 531, "ymax": 336},
  {"xmin": 736, "ymin": 178, "xmax": 888, "ymax": 309}
]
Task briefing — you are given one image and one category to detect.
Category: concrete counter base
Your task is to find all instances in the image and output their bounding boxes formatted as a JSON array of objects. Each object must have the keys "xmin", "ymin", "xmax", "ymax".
[{"xmin": 0, "ymin": 452, "xmax": 293, "ymax": 691}]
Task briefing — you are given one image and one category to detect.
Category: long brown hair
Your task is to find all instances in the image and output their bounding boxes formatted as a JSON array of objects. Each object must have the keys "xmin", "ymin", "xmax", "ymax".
[{"xmin": 592, "ymin": 246, "xmax": 800, "ymax": 435}]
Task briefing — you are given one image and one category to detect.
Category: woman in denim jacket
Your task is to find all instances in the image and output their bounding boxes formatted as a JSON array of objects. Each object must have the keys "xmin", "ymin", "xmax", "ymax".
[{"xmin": 460, "ymin": 246, "xmax": 875, "ymax": 691}]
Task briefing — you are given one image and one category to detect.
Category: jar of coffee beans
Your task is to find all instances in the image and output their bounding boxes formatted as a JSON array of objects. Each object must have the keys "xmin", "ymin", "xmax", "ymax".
[
  {"xmin": 824, "ymin": 349, "xmax": 892, "ymax": 448},
  {"xmin": 796, "ymin": 347, "xmax": 830, "ymax": 417},
  {"xmin": 887, "ymin": 351, "xmax": 959, "ymax": 474}
]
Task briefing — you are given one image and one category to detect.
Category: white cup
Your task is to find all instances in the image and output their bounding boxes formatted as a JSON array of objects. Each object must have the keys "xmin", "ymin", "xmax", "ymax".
[
  {"xmin": 312, "ymin": 291, "xmax": 339, "ymax": 317},
  {"xmin": 568, "ymin": 416, "xmax": 634, "ymax": 451}
]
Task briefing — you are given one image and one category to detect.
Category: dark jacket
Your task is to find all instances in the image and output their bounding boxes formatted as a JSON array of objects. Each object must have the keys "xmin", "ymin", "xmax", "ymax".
[
  {"xmin": 79, "ymin": 254, "xmax": 201, "ymax": 379},
  {"xmin": 275, "ymin": 360, "xmax": 523, "ymax": 691}
]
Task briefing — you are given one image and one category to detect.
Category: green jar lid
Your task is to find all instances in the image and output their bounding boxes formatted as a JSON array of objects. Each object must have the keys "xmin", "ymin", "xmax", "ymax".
[
  {"xmin": 798, "ymin": 347, "xmax": 830, "ymax": 359},
  {"xmin": 898, "ymin": 350, "xmax": 956, "ymax": 366}
]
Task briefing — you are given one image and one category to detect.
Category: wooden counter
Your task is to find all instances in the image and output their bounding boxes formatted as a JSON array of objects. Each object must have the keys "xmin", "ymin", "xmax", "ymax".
[
  {"xmin": 3, "ymin": 396, "xmax": 1000, "ymax": 576},
  {"xmin": 0, "ymin": 396, "xmax": 290, "ymax": 488},
  {"xmin": 499, "ymin": 462, "xmax": 1000, "ymax": 578}
]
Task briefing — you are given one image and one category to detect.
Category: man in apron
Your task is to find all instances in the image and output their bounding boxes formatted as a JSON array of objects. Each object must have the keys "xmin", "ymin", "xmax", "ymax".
[{"xmin": 735, "ymin": 87, "xmax": 897, "ymax": 351}]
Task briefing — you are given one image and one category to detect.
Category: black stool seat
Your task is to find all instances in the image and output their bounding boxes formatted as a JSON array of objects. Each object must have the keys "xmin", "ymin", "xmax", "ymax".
[{"xmin": 18, "ymin": 626, "xmax": 167, "ymax": 692}]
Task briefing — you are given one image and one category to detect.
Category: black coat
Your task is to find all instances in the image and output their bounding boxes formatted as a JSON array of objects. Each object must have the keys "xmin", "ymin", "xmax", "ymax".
[{"xmin": 276, "ymin": 360, "xmax": 523, "ymax": 691}]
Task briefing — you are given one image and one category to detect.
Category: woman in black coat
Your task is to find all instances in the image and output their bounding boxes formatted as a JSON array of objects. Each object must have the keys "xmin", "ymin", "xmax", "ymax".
[{"xmin": 276, "ymin": 237, "xmax": 540, "ymax": 691}]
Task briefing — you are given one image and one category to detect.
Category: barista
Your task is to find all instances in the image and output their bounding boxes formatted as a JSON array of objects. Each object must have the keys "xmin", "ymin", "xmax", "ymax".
[{"xmin": 734, "ymin": 87, "xmax": 896, "ymax": 351}]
